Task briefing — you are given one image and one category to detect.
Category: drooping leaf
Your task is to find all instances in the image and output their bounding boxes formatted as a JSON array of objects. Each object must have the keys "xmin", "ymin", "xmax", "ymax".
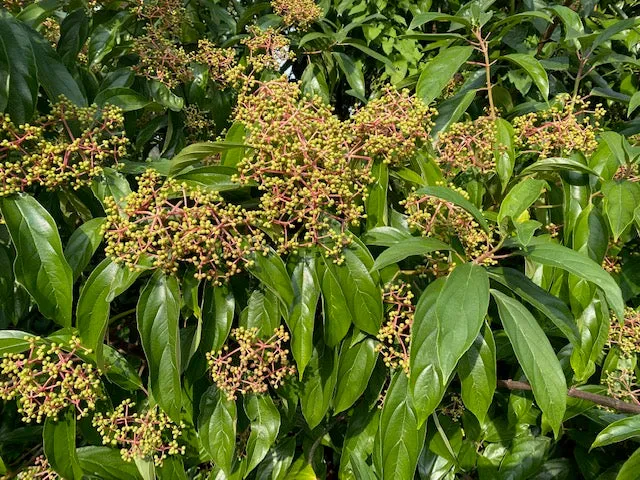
[
  {"xmin": 334, "ymin": 335, "xmax": 378, "ymax": 413},
  {"xmin": 43, "ymin": 412, "xmax": 83, "ymax": 480},
  {"xmin": 198, "ymin": 386, "xmax": 236, "ymax": 476},
  {"xmin": 137, "ymin": 271, "xmax": 182, "ymax": 421},
  {"xmin": 63, "ymin": 217, "xmax": 106, "ymax": 281},
  {"xmin": 492, "ymin": 290, "xmax": 567, "ymax": 436},
  {"xmin": 0, "ymin": 195, "xmax": 73, "ymax": 327},
  {"xmin": 77, "ymin": 447, "xmax": 142, "ymax": 480},
  {"xmin": 416, "ymin": 46, "xmax": 474, "ymax": 105},
  {"xmin": 501, "ymin": 54, "xmax": 549, "ymax": 99},
  {"xmin": 244, "ymin": 394, "xmax": 281, "ymax": 474},
  {"xmin": 591, "ymin": 414, "xmax": 640, "ymax": 448},
  {"xmin": 299, "ymin": 341, "xmax": 338, "ymax": 429}
]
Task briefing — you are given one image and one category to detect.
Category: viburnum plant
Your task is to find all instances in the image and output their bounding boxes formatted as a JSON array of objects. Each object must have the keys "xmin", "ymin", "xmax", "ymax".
[{"xmin": 0, "ymin": 0, "xmax": 640, "ymax": 479}]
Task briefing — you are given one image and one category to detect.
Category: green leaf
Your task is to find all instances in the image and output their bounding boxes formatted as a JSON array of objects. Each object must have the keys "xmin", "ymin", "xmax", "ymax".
[
  {"xmin": 0, "ymin": 13, "xmax": 38, "ymax": 123},
  {"xmin": 94, "ymin": 88, "xmax": 151, "ymax": 111},
  {"xmin": 498, "ymin": 178, "xmax": 547, "ymax": 225},
  {"xmin": 519, "ymin": 157, "xmax": 599, "ymax": 177},
  {"xmin": 628, "ymin": 92, "xmax": 640, "ymax": 117},
  {"xmin": 287, "ymin": 252, "xmax": 320, "ymax": 377},
  {"xmin": 334, "ymin": 336, "xmax": 378, "ymax": 413},
  {"xmin": 169, "ymin": 142, "xmax": 248, "ymax": 175},
  {"xmin": 0, "ymin": 195, "xmax": 73, "ymax": 327},
  {"xmin": 616, "ymin": 447, "xmax": 640, "ymax": 480},
  {"xmin": 319, "ymin": 257, "xmax": 352, "ymax": 347},
  {"xmin": 570, "ymin": 294, "xmax": 609, "ymax": 382},
  {"xmin": 602, "ymin": 180, "xmax": 640, "ymax": 241},
  {"xmin": 299, "ymin": 341, "xmax": 338, "ymax": 429},
  {"xmin": 77, "ymin": 259, "xmax": 140, "ymax": 366},
  {"xmin": 494, "ymin": 118, "xmax": 515, "ymax": 190},
  {"xmin": 77, "ymin": 446, "xmax": 142, "ymax": 480},
  {"xmin": 591, "ymin": 414, "xmax": 640, "ymax": 448},
  {"xmin": 323, "ymin": 248, "xmax": 383, "ymax": 335},
  {"xmin": 157, "ymin": 457, "xmax": 188, "ymax": 480},
  {"xmin": 173, "ymin": 166, "xmax": 242, "ymax": 192},
  {"xmin": 501, "ymin": 54, "xmax": 549, "ymax": 100},
  {"xmin": 498, "ymin": 435, "xmax": 550, "ymax": 480},
  {"xmin": 57, "ymin": 9, "xmax": 89, "ymax": 67},
  {"xmin": 137, "ymin": 271, "xmax": 182, "ymax": 421},
  {"xmin": 410, "ymin": 264, "xmax": 490, "ymax": 425},
  {"xmin": 0, "ymin": 330, "xmax": 35, "ymax": 356},
  {"xmin": 27, "ymin": 24, "xmax": 86, "ymax": 106},
  {"xmin": 409, "ymin": 12, "xmax": 472, "ymax": 29},
  {"xmin": 198, "ymin": 386, "xmax": 236, "ymax": 476},
  {"xmin": 63, "ymin": 217, "xmax": 106, "ymax": 281},
  {"xmin": 488, "ymin": 267, "xmax": 580, "ymax": 346},
  {"xmin": 432, "ymin": 90, "xmax": 477, "ymax": 136},
  {"xmin": 527, "ymin": 239, "xmax": 625, "ymax": 320},
  {"xmin": 333, "ymin": 52, "xmax": 365, "ymax": 100},
  {"xmin": 491, "ymin": 290, "xmax": 567, "ymax": 436},
  {"xmin": 247, "ymin": 248, "xmax": 294, "ymax": 309},
  {"xmin": 371, "ymin": 237, "xmax": 452, "ymax": 271},
  {"xmin": 254, "ymin": 438, "xmax": 296, "ymax": 480},
  {"xmin": 414, "ymin": 185, "xmax": 490, "ymax": 231},
  {"xmin": 102, "ymin": 344, "xmax": 143, "ymax": 391},
  {"xmin": 416, "ymin": 46, "xmax": 474, "ymax": 105},
  {"xmin": 244, "ymin": 394, "xmax": 281, "ymax": 474},
  {"xmin": 547, "ymin": 6, "xmax": 584, "ymax": 40},
  {"xmin": 458, "ymin": 323, "xmax": 496, "ymax": 424},
  {"xmin": 200, "ymin": 284, "xmax": 235, "ymax": 354},
  {"xmin": 43, "ymin": 412, "xmax": 83, "ymax": 480},
  {"xmin": 375, "ymin": 371, "xmax": 426, "ymax": 480},
  {"xmin": 362, "ymin": 227, "xmax": 412, "ymax": 247}
]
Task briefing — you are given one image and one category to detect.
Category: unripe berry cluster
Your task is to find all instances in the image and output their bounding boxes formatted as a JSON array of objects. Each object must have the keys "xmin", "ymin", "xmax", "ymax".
[
  {"xmin": 351, "ymin": 86, "xmax": 436, "ymax": 165},
  {"xmin": 241, "ymin": 26, "xmax": 295, "ymax": 72},
  {"xmin": 207, "ymin": 326, "xmax": 295, "ymax": 401},
  {"xmin": 132, "ymin": 31, "xmax": 193, "ymax": 89},
  {"xmin": 132, "ymin": 0, "xmax": 186, "ymax": 37},
  {"xmin": 92, "ymin": 399, "xmax": 185, "ymax": 466},
  {"xmin": 376, "ymin": 282, "xmax": 415, "ymax": 375},
  {"xmin": 0, "ymin": 98, "xmax": 128, "ymax": 196},
  {"xmin": 183, "ymin": 105, "xmax": 216, "ymax": 141},
  {"xmin": 191, "ymin": 41, "xmax": 244, "ymax": 86},
  {"xmin": 608, "ymin": 307, "xmax": 640, "ymax": 358},
  {"xmin": 603, "ymin": 367, "xmax": 639, "ymax": 405},
  {"xmin": 513, "ymin": 94, "xmax": 604, "ymax": 158},
  {"xmin": 271, "ymin": 0, "xmax": 322, "ymax": 29},
  {"xmin": 234, "ymin": 77, "xmax": 373, "ymax": 259},
  {"xmin": 103, "ymin": 170, "xmax": 267, "ymax": 284},
  {"xmin": 402, "ymin": 188, "xmax": 498, "ymax": 266},
  {"xmin": 0, "ymin": 337, "xmax": 101, "ymax": 423},
  {"xmin": 17, "ymin": 456, "xmax": 58, "ymax": 480},
  {"xmin": 436, "ymin": 116, "xmax": 498, "ymax": 174}
]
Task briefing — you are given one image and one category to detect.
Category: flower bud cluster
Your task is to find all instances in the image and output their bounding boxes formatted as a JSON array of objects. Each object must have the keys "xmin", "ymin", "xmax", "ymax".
[
  {"xmin": 402, "ymin": 187, "xmax": 497, "ymax": 265},
  {"xmin": 191, "ymin": 41, "xmax": 244, "ymax": 86},
  {"xmin": 271, "ymin": 0, "xmax": 322, "ymax": 29},
  {"xmin": 0, "ymin": 98, "xmax": 127, "ymax": 196},
  {"xmin": 436, "ymin": 116, "xmax": 498, "ymax": 174},
  {"xmin": 603, "ymin": 367, "xmax": 640, "ymax": 405},
  {"xmin": 132, "ymin": 31, "xmax": 193, "ymax": 89},
  {"xmin": 132, "ymin": 0, "xmax": 186, "ymax": 37},
  {"xmin": 184, "ymin": 105, "xmax": 216, "ymax": 141},
  {"xmin": 234, "ymin": 77, "xmax": 373, "ymax": 259},
  {"xmin": 17, "ymin": 456, "xmax": 58, "ymax": 480},
  {"xmin": 93, "ymin": 399, "xmax": 185, "ymax": 466},
  {"xmin": 608, "ymin": 307, "xmax": 640, "ymax": 358},
  {"xmin": 207, "ymin": 326, "xmax": 295, "ymax": 401},
  {"xmin": 614, "ymin": 162, "xmax": 640, "ymax": 182},
  {"xmin": 0, "ymin": 337, "xmax": 101, "ymax": 423},
  {"xmin": 103, "ymin": 170, "xmax": 266, "ymax": 284},
  {"xmin": 351, "ymin": 86, "xmax": 436, "ymax": 165},
  {"xmin": 241, "ymin": 26, "xmax": 295, "ymax": 72},
  {"xmin": 513, "ymin": 94, "xmax": 604, "ymax": 158},
  {"xmin": 377, "ymin": 282, "xmax": 415, "ymax": 375}
]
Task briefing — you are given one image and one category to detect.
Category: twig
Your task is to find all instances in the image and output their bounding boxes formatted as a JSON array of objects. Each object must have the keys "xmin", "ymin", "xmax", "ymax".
[{"xmin": 497, "ymin": 379, "xmax": 640, "ymax": 414}]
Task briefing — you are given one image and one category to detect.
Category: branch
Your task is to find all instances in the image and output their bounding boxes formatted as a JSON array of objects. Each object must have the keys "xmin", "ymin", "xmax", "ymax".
[{"xmin": 497, "ymin": 379, "xmax": 640, "ymax": 415}]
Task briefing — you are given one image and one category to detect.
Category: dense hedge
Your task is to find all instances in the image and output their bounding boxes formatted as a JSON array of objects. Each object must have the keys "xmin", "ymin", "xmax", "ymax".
[{"xmin": 0, "ymin": 0, "xmax": 639, "ymax": 478}]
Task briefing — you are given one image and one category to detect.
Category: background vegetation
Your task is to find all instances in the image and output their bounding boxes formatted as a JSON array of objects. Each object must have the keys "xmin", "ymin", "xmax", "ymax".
[{"xmin": 0, "ymin": 0, "xmax": 640, "ymax": 478}]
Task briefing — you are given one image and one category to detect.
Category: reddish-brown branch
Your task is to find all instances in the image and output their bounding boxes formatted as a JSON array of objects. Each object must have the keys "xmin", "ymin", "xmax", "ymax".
[{"xmin": 497, "ymin": 379, "xmax": 640, "ymax": 414}]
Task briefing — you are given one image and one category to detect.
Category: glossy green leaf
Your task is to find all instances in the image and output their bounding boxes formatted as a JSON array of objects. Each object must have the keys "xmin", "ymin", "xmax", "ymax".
[
  {"xmin": 299, "ymin": 341, "xmax": 338, "ymax": 429},
  {"xmin": 414, "ymin": 185, "xmax": 490, "ymax": 231},
  {"xmin": 371, "ymin": 237, "xmax": 452, "ymax": 271},
  {"xmin": 287, "ymin": 252, "xmax": 320, "ymax": 377},
  {"xmin": 0, "ymin": 330, "xmax": 35, "ymax": 356},
  {"xmin": 498, "ymin": 435, "xmax": 550, "ymax": 480},
  {"xmin": 77, "ymin": 259, "xmax": 140, "ymax": 366},
  {"xmin": 498, "ymin": 178, "xmax": 547, "ymax": 225},
  {"xmin": 77, "ymin": 446, "xmax": 142, "ymax": 480},
  {"xmin": 527, "ymin": 239, "xmax": 625, "ymax": 319},
  {"xmin": 168, "ymin": 142, "xmax": 248, "ymax": 174},
  {"xmin": 375, "ymin": 371, "xmax": 426, "ymax": 480},
  {"xmin": 591, "ymin": 414, "xmax": 640, "ymax": 448},
  {"xmin": 322, "ymin": 248, "xmax": 383, "ymax": 335},
  {"xmin": 248, "ymin": 248, "xmax": 294, "ymax": 309},
  {"xmin": 0, "ymin": 195, "xmax": 73, "ymax": 327},
  {"xmin": 64, "ymin": 217, "xmax": 106, "ymax": 280},
  {"xmin": 616, "ymin": 447, "xmax": 640, "ymax": 480},
  {"xmin": 416, "ymin": 46, "xmax": 474, "ymax": 105},
  {"xmin": 501, "ymin": 54, "xmax": 549, "ymax": 99},
  {"xmin": 137, "ymin": 271, "xmax": 182, "ymax": 421},
  {"xmin": 602, "ymin": 180, "xmax": 640, "ymax": 241},
  {"xmin": 244, "ymin": 394, "xmax": 281, "ymax": 474},
  {"xmin": 492, "ymin": 290, "xmax": 567, "ymax": 436},
  {"xmin": 458, "ymin": 323, "xmax": 496, "ymax": 424},
  {"xmin": 333, "ymin": 52, "xmax": 365, "ymax": 100},
  {"xmin": 411, "ymin": 263, "xmax": 490, "ymax": 425},
  {"xmin": 198, "ymin": 386, "xmax": 236, "ymax": 476},
  {"xmin": 43, "ymin": 412, "xmax": 83, "ymax": 480},
  {"xmin": 94, "ymin": 88, "xmax": 151, "ymax": 111},
  {"xmin": 334, "ymin": 335, "xmax": 378, "ymax": 413}
]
